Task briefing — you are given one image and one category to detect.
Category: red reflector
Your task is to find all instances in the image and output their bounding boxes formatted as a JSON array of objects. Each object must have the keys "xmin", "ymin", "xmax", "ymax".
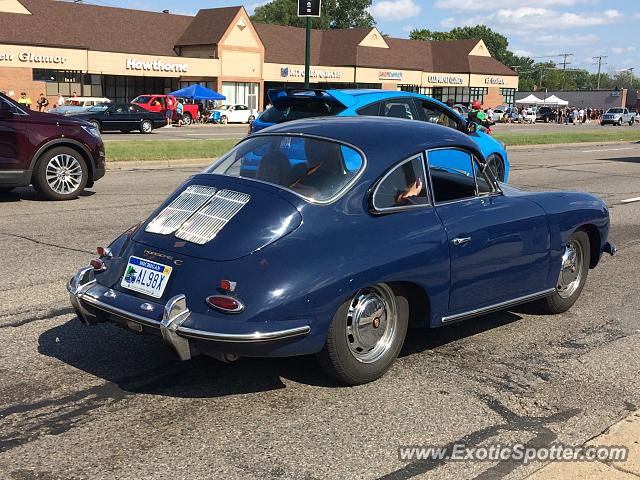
[
  {"xmin": 219, "ymin": 279, "xmax": 236, "ymax": 292},
  {"xmin": 96, "ymin": 247, "xmax": 106, "ymax": 256},
  {"xmin": 90, "ymin": 259, "xmax": 106, "ymax": 271},
  {"xmin": 206, "ymin": 295, "xmax": 243, "ymax": 313}
]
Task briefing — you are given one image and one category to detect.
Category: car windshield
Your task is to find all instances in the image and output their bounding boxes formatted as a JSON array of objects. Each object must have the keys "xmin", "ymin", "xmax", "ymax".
[
  {"xmin": 217, "ymin": 105, "xmax": 231, "ymax": 110},
  {"xmin": 206, "ymin": 135, "xmax": 365, "ymax": 203},
  {"xmin": 132, "ymin": 96, "xmax": 152, "ymax": 104},
  {"xmin": 607, "ymin": 108, "xmax": 623, "ymax": 114},
  {"xmin": 260, "ymin": 95, "xmax": 347, "ymax": 124},
  {"xmin": 88, "ymin": 106, "xmax": 109, "ymax": 112}
]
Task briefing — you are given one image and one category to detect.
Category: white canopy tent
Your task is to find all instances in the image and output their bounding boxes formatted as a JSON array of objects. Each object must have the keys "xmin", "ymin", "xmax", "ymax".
[
  {"xmin": 542, "ymin": 95, "xmax": 569, "ymax": 106},
  {"xmin": 516, "ymin": 94, "xmax": 544, "ymax": 105}
]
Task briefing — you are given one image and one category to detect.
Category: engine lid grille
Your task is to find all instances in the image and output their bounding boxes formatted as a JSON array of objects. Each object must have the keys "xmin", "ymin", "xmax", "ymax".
[{"xmin": 145, "ymin": 185, "xmax": 218, "ymax": 235}]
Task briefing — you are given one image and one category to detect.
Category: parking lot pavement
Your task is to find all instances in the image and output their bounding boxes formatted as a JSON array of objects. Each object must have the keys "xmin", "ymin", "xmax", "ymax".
[
  {"xmin": 101, "ymin": 123, "xmax": 249, "ymax": 141},
  {"xmin": 0, "ymin": 142, "xmax": 639, "ymax": 479}
]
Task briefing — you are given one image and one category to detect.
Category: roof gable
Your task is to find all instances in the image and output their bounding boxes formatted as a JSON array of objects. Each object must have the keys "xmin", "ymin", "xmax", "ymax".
[
  {"xmin": 358, "ymin": 28, "xmax": 388, "ymax": 48},
  {"xmin": 175, "ymin": 6, "xmax": 242, "ymax": 47},
  {"xmin": 0, "ymin": 0, "xmax": 30, "ymax": 14}
]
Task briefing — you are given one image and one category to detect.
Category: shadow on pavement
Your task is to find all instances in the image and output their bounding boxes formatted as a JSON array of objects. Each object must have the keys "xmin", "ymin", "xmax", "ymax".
[
  {"xmin": 0, "ymin": 186, "xmax": 95, "ymax": 202},
  {"xmin": 39, "ymin": 307, "xmax": 529, "ymax": 398},
  {"xmin": 597, "ymin": 156, "xmax": 640, "ymax": 164}
]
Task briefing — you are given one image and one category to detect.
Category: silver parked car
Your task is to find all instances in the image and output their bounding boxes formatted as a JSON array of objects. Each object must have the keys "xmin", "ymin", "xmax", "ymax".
[{"xmin": 600, "ymin": 108, "xmax": 634, "ymax": 126}]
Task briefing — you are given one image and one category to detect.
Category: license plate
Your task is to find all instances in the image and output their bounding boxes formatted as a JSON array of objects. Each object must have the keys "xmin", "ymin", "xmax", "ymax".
[{"xmin": 121, "ymin": 256, "xmax": 172, "ymax": 298}]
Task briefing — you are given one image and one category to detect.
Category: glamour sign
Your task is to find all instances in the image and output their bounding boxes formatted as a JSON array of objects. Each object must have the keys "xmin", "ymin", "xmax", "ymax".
[
  {"xmin": 126, "ymin": 58, "xmax": 189, "ymax": 73},
  {"xmin": 427, "ymin": 75, "xmax": 464, "ymax": 85},
  {"xmin": 0, "ymin": 51, "xmax": 67, "ymax": 64}
]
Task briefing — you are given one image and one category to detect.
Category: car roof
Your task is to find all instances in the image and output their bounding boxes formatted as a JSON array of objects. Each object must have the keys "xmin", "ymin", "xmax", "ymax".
[{"xmin": 255, "ymin": 116, "xmax": 482, "ymax": 178}]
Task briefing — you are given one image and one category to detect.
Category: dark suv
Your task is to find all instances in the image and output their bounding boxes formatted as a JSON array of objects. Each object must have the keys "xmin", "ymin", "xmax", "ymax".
[
  {"xmin": 536, "ymin": 106, "xmax": 557, "ymax": 123},
  {"xmin": 0, "ymin": 93, "xmax": 105, "ymax": 200}
]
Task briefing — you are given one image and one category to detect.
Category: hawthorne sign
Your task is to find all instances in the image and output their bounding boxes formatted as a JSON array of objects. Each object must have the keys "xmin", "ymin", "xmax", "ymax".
[
  {"xmin": 126, "ymin": 58, "xmax": 189, "ymax": 73},
  {"xmin": 298, "ymin": 0, "xmax": 321, "ymax": 17}
]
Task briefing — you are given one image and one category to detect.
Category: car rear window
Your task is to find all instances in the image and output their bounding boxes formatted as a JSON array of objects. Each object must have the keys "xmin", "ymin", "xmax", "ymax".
[
  {"xmin": 207, "ymin": 135, "xmax": 364, "ymax": 203},
  {"xmin": 260, "ymin": 95, "xmax": 346, "ymax": 124},
  {"xmin": 608, "ymin": 108, "xmax": 623, "ymax": 113},
  {"xmin": 132, "ymin": 96, "xmax": 152, "ymax": 104}
]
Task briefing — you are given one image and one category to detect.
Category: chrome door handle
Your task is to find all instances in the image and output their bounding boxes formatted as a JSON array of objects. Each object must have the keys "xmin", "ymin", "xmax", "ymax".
[{"xmin": 452, "ymin": 237, "xmax": 471, "ymax": 246}]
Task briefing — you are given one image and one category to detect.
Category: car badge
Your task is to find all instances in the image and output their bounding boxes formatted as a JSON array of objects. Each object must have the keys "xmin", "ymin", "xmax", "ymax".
[{"xmin": 103, "ymin": 289, "xmax": 117, "ymax": 299}]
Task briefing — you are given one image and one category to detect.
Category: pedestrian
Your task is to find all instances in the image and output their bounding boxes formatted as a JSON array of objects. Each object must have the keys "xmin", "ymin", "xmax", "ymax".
[
  {"xmin": 57, "ymin": 92, "xmax": 65, "ymax": 106},
  {"xmin": 176, "ymin": 99, "xmax": 184, "ymax": 127},
  {"xmin": 18, "ymin": 92, "xmax": 32, "ymax": 109},
  {"xmin": 165, "ymin": 96, "xmax": 175, "ymax": 127},
  {"xmin": 36, "ymin": 93, "xmax": 49, "ymax": 112}
]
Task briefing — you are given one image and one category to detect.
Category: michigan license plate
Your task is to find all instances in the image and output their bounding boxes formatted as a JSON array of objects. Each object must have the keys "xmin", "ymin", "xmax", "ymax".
[{"xmin": 121, "ymin": 256, "xmax": 172, "ymax": 298}]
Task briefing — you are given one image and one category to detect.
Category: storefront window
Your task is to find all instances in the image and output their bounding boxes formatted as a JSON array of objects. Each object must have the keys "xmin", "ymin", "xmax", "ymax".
[
  {"xmin": 500, "ymin": 88, "xmax": 515, "ymax": 106},
  {"xmin": 33, "ymin": 69, "xmax": 82, "ymax": 96},
  {"xmin": 103, "ymin": 75, "xmax": 177, "ymax": 103},
  {"xmin": 222, "ymin": 81, "xmax": 260, "ymax": 110}
]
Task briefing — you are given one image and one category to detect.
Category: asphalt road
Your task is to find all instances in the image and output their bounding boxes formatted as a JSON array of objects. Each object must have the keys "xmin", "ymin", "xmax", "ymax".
[{"xmin": 0, "ymin": 142, "xmax": 639, "ymax": 480}]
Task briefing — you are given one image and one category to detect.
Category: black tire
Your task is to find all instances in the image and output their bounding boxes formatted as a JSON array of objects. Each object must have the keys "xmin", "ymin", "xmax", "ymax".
[
  {"xmin": 183, "ymin": 113, "xmax": 192, "ymax": 126},
  {"xmin": 140, "ymin": 120, "xmax": 153, "ymax": 134},
  {"xmin": 629, "ymin": 120, "xmax": 634, "ymax": 126},
  {"xmin": 89, "ymin": 120, "xmax": 101, "ymax": 132},
  {"xmin": 317, "ymin": 284, "xmax": 409, "ymax": 385},
  {"xmin": 536, "ymin": 230, "xmax": 590, "ymax": 314},
  {"xmin": 247, "ymin": 115, "xmax": 255, "ymax": 124},
  {"xmin": 33, "ymin": 147, "xmax": 88, "ymax": 201},
  {"xmin": 617, "ymin": 118, "xmax": 623, "ymax": 126},
  {"xmin": 221, "ymin": 115, "xmax": 228, "ymax": 125}
]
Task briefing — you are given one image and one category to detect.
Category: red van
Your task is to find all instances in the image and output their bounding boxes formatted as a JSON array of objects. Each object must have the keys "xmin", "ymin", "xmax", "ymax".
[{"xmin": 131, "ymin": 95, "xmax": 200, "ymax": 125}]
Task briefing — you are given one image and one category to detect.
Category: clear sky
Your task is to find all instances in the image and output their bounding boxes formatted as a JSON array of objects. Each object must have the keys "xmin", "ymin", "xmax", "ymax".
[{"xmin": 88, "ymin": 0, "xmax": 637, "ymax": 75}]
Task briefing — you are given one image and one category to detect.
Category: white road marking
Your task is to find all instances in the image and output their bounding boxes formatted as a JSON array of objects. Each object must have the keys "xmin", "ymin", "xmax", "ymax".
[
  {"xmin": 580, "ymin": 147, "xmax": 634, "ymax": 153},
  {"xmin": 621, "ymin": 197, "xmax": 640, "ymax": 204}
]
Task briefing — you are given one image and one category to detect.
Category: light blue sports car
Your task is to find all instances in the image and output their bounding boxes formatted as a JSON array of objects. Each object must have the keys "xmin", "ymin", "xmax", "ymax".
[{"xmin": 251, "ymin": 89, "xmax": 510, "ymax": 181}]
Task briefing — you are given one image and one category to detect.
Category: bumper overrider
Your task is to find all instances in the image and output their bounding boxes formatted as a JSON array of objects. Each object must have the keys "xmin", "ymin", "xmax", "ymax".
[{"xmin": 67, "ymin": 266, "xmax": 311, "ymax": 361}]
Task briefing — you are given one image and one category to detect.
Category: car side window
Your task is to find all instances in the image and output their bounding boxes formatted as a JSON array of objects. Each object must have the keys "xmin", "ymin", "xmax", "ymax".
[
  {"xmin": 427, "ymin": 149, "xmax": 477, "ymax": 203},
  {"xmin": 383, "ymin": 98, "xmax": 418, "ymax": 120},
  {"xmin": 0, "ymin": 97, "xmax": 22, "ymax": 115},
  {"xmin": 372, "ymin": 155, "xmax": 429, "ymax": 210},
  {"xmin": 416, "ymin": 100, "xmax": 460, "ymax": 130},
  {"xmin": 357, "ymin": 101, "xmax": 382, "ymax": 116}
]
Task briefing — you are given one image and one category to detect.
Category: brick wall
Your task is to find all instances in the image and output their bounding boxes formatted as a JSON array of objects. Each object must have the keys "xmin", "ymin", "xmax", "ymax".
[
  {"xmin": 483, "ymin": 87, "xmax": 505, "ymax": 109},
  {"xmin": 0, "ymin": 66, "xmax": 52, "ymax": 110}
]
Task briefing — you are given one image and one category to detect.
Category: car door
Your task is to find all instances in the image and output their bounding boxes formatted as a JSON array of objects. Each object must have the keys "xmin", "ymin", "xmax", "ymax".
[
  {"xmin": 427, "ymin": 148, "xmax": 551, "ymax": 316},
  {"xmin": 104, "ymin": 104, "xmax": 131, "ymax": 130},
  {"xmin": 0, "ymin": 97, "xmax": 30, "ymax": 172}
]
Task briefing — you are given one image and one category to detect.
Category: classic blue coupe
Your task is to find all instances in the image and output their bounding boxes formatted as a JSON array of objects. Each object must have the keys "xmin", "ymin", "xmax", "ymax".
[
  {"xmin": 68, "ymin": 117, "xmax": 615, "ymax": 385},
  {"xmin": 251, "ymin": 89, "xmax": 510, "ymax": 181}
]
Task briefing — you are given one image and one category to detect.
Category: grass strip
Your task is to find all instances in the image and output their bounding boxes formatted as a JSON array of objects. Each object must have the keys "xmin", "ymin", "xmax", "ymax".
[
  {"xmin": 104, "ymin": 139, "xmax": 239, "ymax": 162},
  {"xmin": 493, "ymin": 129, "xmax": 639, "ymax": 146}
]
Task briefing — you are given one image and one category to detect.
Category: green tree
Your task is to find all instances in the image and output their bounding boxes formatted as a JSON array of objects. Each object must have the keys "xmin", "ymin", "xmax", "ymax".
[{"xmin": 251, "ymin": 0, "xmax": 375, "ymax": 29}]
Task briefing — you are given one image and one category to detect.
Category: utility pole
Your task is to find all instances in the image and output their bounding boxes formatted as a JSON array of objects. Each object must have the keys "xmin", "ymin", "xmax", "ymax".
[
  {"xmin": 297, "ymin": 0, "xmax": 321, "ymax": 89},
  {"xmin": 592, "ymin": 56, "xmax": 608, "ymax": 89},
  {"xmin": 558, "ymin": 53, "xmax": 573, "ymax": 89}
]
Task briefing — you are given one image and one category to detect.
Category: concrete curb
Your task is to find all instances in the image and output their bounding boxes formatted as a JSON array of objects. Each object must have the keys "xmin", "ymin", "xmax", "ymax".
[
  {"xmin": 106, "ymin": 159, "xmax": 211, "ymax": 170},
  {"xmin": 526, "ymin": 410, "xmax": 640, "ymax": 479}
]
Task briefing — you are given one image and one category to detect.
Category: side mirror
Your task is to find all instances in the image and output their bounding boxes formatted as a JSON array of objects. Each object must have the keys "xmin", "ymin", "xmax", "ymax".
[
  {"xmin": 0, "ymin": 106, "xmax": 13, "ymax": 120},
  {"xmin": 466, "ymin": 121, "xmax": 477, "ymax": 134}
]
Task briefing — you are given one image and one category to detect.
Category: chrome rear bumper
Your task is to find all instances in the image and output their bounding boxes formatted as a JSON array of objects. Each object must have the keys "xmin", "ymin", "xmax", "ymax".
[{"xmin": 67, "ymin": 267, "xmax": 311, "ymax": 361}]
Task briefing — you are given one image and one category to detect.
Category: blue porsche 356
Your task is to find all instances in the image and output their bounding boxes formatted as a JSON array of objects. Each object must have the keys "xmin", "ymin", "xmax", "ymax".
[{"xmin": 68, "ymin": 117, "xmax": 615, "ymax": 385}]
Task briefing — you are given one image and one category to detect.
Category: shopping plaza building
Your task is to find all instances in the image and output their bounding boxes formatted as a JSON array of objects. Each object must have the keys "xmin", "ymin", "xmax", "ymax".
[{"xmin": 0, "ymin": 0, "xmax": 519, "ymax": 110}]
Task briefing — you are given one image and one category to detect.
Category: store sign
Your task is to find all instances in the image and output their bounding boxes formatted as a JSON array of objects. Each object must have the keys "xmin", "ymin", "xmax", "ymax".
[
  {"xmin": 280, "ymin": 67, "xmax": 342, "ymax": 79},
  {"xmin": 379, "ymin": 71, "xmax": 403, "ymax": 81},
  {"xmin": 484, "ymin": 77, "xmax": 505, "ymax": 85},
  {"xmin": 298, "ymin": 0, "xmax": 321, "ymax": 17},
  {"xmin": 126, "ymin": 58, "xmax": 189, "ymax": 73},
  {"xmin": 427, "ymin": 75, "xmax": 464, "ymax": 85},
  {"xmin": 0, "ymin": 51, "xmax": 67, "ymax": 64}
]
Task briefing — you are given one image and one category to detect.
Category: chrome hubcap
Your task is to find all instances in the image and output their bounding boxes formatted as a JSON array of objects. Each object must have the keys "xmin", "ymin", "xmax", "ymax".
[
  {"xmin": 346, "ymin": 284, "xmax": 397, "ymax": 363},
  {"xmin": 557, "ymin": 240, "xmax": 583, "ymax": 298},
  {"xmin": 46, "ymin": 154, "xmax": 82, "ymax": 194},
  {"xmin": 142, "ymin": 122, "xmax": 151, "ymax": 132}
]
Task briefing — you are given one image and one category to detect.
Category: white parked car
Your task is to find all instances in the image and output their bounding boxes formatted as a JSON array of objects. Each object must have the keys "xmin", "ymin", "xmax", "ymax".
[
  {"xmin": 213, "ymin": 104, "xmax": 257, "ymax": 124},
  {"xmin": 49, "ymin": 97, "xmax": 111, "ymax": 115},
  {"xmin": 488, "ymin": 105, "xmax": 507, "ymax": 122}
]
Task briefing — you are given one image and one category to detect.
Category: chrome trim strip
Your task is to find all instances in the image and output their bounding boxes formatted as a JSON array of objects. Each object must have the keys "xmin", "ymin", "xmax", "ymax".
[
  {"xmin": 75, "ymin": 292, "xmax": 311, "ymax": 343},
  {"xmin": 177, "ymin": 325, "xmax": 311, "ymax": 343},
  {"xmin": 80, "ymin": 293, "xmax": 162, "ymax": 329},
  {"xmin": 441, "ymin": 288, "xmax": 555, "ymax": 324}
]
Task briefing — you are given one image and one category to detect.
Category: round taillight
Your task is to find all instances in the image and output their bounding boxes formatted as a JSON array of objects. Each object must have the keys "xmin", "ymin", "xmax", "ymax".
[
  {"xmin": 90, "ymin": 259, "xmax": 106, "ymax": 271},
  {"xmin": 206, "ymin": 295, "xmax": 244, "ymax": 313}
]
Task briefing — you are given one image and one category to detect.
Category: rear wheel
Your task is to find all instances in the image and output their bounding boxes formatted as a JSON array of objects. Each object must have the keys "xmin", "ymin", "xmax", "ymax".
[
  {"xmin": 33, "ymin": 147, "xmax": 88, "ymax": 201},
  {"xmin": 221, "ymin": 115, "xmax": 228, "ymax": 125},
  {"xmin": 487, "ymin": 154, "xmax": 506, "ymax": 182},
  {"xmin": 630, "ymin": 120, "xmax": 634, "ymax": 126},
  {"xmin": 140, "ymin": 120, "xmax": 153, "ymax": 134},
  {"xmin": 89, "ymin": 120, "xmax": 101, "ymax": 132},
  {"xmin": 247, "ymin": 115, "xmax": 255, "ymax": 124},
  {"xmin": 183, "ymin": 113, "xmax": 192, "ymax": 126},
  {"xmin": 536, "ymin": 230, "xmax": 590, "ymax": 314},
  {"xmin": 317, "ymin": 284, "xmax": 409, "ymax": 385},
  {"xmin": 617, "ymin": 118, "xmax": 623, "ymax": 126}
]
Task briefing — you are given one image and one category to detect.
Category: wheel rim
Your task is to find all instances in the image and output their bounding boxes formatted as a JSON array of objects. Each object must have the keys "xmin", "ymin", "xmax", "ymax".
[
  {"xmin": 557, "ymin": 240, "xmax": 584, "ymax": 299},
  {"xmin": 346, "ymin": 284, "xmax": 398, "ymax": 364},
  {"xmin": 142, "ymin": 121, "xmax": 152, "ymax": 132},
  {"xmin": 487, "ymin": 154, "xmax": 504, "ymax": 181},
  {"xmin": 184, "ymin": 116, "xmax": 191, "ymax": 125},
  {"xmin": 46, "ymin": 154, "xmax": 82, "ymax": 195},
  {"xmin": 90, "ymin": 121, "xmax": 100, "ymax": 130}
]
